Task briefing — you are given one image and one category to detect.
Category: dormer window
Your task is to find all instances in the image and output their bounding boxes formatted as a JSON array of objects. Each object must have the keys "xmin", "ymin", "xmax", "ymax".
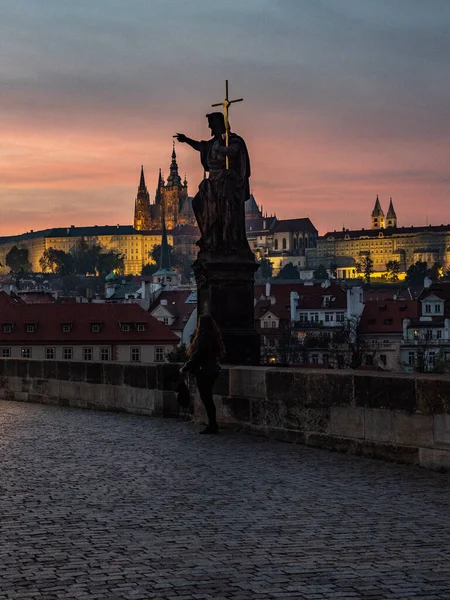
[
  {"xmin": 122, "ymin": 323, "xmax": 131, "ymax": 332},
  {"xmin": 26, "ymin": 324, "xmax": 36, "ymax": 333},
  {"xmin": 62, "ymin": 324, "xmax": 72, "ymax": 333},
  {"xmin": 136, "ymin": 323, "xmax": 146, "ymax": 332},
  {"xmin": 3, "ymin": 324, "xmax": 13, "ymax": 333},
  {"xmin": 91, "ymin": 324, "xmax": 101, "ymax": 333},
  {"xmin": 434, "ymin": 304, "xmax": 442, "ymax": 314}
]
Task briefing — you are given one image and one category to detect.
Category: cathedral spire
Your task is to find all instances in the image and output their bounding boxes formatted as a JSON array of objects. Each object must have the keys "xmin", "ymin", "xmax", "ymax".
[
  {"xmin": 134, "ymin": 165, "xmax": 151, "ymax": 230},
  {"xmin": 155, "ymin": 168, "xmax": 164, "ymax": 205},
  {"xmin": 166, "ymin": 143, "xmax": 182, "ymax": 188},
  {"xmin": 139, "ymin": 165, "xmax": 146, "ymax": 190}
]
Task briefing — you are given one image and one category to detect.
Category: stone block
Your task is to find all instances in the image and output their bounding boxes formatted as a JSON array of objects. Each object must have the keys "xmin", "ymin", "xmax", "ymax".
[
  {"xmin": 116, "ymin": 386, "xmax": 136, "ymax": 411},
  {"xmin": 214, "ymin": 367, "xmax": 229, "ymax": 396},
  {"xmin": 56, "ymin": 361, "xmax": 71, "ymax": 381},
  {"xmin": 306, "ymin": 372, "xmax": 354, "ymax": 407},
  {"xmin": 434, "ymin": 414, "xmax": 450, "ymax": 446},
  {"xmin": 266, "ymin": 370, "xmax": 307, "ymax": 406},
  {"xmin": 28, "ymin": 361, "xmax": 43, "ymax": 379},
  {"xmin": 330, "ymin": 406, "xmax": 365, "ymax": 439},
  {"xmin": 103, "ymin": 363, "xmax": 124, "ymax": 386},
  {"xmin": 43, "ymin": 360, "xmax": 58, "ymax": 380},
  {"xmin": 47, "ymin": 379, "xmax": 61, "ymax": 398},
  {"xmin": 419, "ymin": 448, "xmax": 450, "ymax": 471},
  {"xmin": 123, "ymin": 364, "xmax": 146, "ymax": 388},
  {"xmin": 146, "ymin": 364, "xmax": 157, "ymax": 389},
  {"xmin": 32, "ymin": 379, "xmax": 49, "ymax": 395},
  {"xmin": 134, "ymin": 387, "xmax": 154, "ymax": 410},
  {"xmin": 229, "ymin": 367, "xmax": 266, "ymax": 399},
  {"xmin": 28, "ymin": 393, "xmax": 43, "ymax": 404},
  {"xmin": 8, "ymin": 377, "xmax": 22, "ymax": 392},
  {"xmin": 251, "ymin": 398, "xmax": 286, "ymax": 429},
  {"xmin": 5, "ymin": 359, "xmax": 19, "ymax": 377},
  {"xmin": 156, "ymin": 363, "xmax": 180, "ymax": 391},
  {"xmin": 285, "ymin": 407, "xmax": 330, "ymax": 433},
  {"xmin": 365, "ymin": 408, "xmax": 395, "ymax": 444},
  {"xmin": 14, "ymin": 391, "xmax": 29, "ymax": 402},
  {"xmin": 85, "ymin": 362, "xmax": 103, "ymax": 385},
  {"xmin": 21, "ymin": 378, "xmax": 33, "ymax": 393},
  {"xmin": 394, "ymin": 412, "xmax": 433, "ymax": 447},
  {"xmin": 354, "ymin": 374, "xmax": 416, "ymax": 411},
  {"xmin": 416, "ymin": 377, "xmax": 450, "ymax": 414},
  {"xmin": 69, "ymin": 362, "xmax": 86, "ymax": 382},
  {"xmin": 17, "ymin": 360, "xmax": 28, "ymax": 378},
  {"xmin": 222, "ymin": 396, "xmax": 250, "ymax": 423}
]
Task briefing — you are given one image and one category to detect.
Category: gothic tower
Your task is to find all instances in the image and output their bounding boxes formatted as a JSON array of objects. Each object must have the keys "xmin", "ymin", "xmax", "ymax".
[
  {"xmin": 134, "ymin": 166, "xmax": 152, "ymax": 230},
  {"xmin": 161, "ymin": 144, "xmax": 189, "ymax": 229},
  {"xmin": 386, "ymin": 197, "xmax": 397, "ymax": 228},
  {"xmin": 371, "ymin": 195, "xmax": 385, "ymax": 230}
]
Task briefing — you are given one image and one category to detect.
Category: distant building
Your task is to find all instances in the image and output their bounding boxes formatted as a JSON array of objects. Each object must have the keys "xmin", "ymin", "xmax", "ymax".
[
  {"xmin": 315, "ymin": 197, "xmax": 450, "ymax": 276},
  {"xmin": 0, "ymin": 294, "xmax": 178, "ymax": 363},
  {"xmin": 149, "ymin": 289, "xmax": 197, "ymax": 345}
]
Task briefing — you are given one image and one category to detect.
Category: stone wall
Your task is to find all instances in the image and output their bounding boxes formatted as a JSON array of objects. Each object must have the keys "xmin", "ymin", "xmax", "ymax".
[{"xmin": 1, "ymin": 358, "xmax": 449, "ymax": 471}]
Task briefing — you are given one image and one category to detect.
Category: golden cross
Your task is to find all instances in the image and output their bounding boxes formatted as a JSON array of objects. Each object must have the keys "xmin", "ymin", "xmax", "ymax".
[{"xmin": 211, "ymin": 80, "xmax": 243, "ymax": 168}]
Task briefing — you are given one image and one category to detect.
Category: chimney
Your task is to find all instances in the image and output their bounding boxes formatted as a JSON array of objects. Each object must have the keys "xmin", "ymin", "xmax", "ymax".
[{"xmin": 265, "ymin": 282, "xmax": 271, "ymax": 297}]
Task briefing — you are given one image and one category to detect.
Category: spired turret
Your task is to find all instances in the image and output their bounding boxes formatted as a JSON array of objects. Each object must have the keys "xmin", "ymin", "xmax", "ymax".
[
  {"xmin": 134, "ymin": 166, "xmax": 152, "ymax": 230},
  {"xmin": 371, "ymin": 195, "xmax": 385, "ymax": 230},
  {"xmin": 386, "ymin": 197, "xmax": 397, "ymax": 228}
]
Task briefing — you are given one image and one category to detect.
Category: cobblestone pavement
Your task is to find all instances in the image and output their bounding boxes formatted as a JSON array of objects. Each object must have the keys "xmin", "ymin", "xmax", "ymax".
[{"xmin": 0, "ymin": 401, "xmax": 450, "ymax": 600}]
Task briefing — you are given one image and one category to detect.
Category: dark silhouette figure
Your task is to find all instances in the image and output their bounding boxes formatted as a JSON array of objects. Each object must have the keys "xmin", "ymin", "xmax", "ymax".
[
  {"xmin": 174, "ymin": 112, "xmax": 251, "ymax": 256},
  {"xmin": 180, "ymin": 314, "xmax": 225, "ymax": 434}
]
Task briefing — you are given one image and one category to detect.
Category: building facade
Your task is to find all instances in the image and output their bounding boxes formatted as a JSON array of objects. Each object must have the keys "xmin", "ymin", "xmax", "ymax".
[{"xmin": 315, "ymin": 197, "xmax": 450, "ymax": 276}]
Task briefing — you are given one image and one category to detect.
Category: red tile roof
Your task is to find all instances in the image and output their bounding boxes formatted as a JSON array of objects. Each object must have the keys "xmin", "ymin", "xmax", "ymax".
[
  {"xmin": 149, "ymin": 290, "xmax": 196, "ymax": 331},
  {"xmin": 359, "ymin": 299, "xmax": 419, "ymax": 334},
  {"xmin": 0, "ymin": 302, "xmax": 178, "ymax": 344}
]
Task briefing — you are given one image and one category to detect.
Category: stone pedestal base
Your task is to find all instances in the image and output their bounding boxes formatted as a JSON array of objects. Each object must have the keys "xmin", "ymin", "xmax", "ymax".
[{"xmin": 193, "ymin": 252, "xmax": 260, "ymax": 365}]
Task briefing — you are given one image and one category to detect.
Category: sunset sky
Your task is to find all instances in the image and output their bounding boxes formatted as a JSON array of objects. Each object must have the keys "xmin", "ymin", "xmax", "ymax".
[{"xmin": 1, "ymin": 0, "xmax": 449, "ymax": 237}]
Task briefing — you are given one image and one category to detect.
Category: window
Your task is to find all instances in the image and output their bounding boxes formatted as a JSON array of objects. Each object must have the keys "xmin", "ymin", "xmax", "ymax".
[
  {"xmin": 162, "ymin": 317, "xmax": 169, "ymax": 326},
  {"xmin": 425, "ymin": 330, "xmax": 433, "ymax": 340},
  {"xmin": 1, "ymin": 348, "xmax": 11, "ymax": 358},
  {"xmin": 425, "ymin": 304, "xmax": 431, "ymax": 314},
  {"xmin": 62, "ymin": 324, "xmax": 72, "ymax": 333},
  {"xmin": 437, "ymin": 330, "xmax": 442, "ymax": 340},
  {"xmin": 271, "ymin": 320, "xmax": 277, "ymax": 328},
  {"xmin": 311, "ymin": 354, "xmax": 319, "ymax": 364},
  {"xmin": 282, "ymin": 238, "xmax": 287, "ymax": 250},
  {"xmin": 274, "ymin": 239, "xmax": 278, "ymax": 250},
  {"xmin": 21, "ymin": 348, "xmax": 32, "ymax": 359},
  {"xmin": 434, "ymin": 304, "xmax": 441, "ymax": 314},
  {"xmin": 408, "ymin": 351, "xmax": 415, "ymax": 365},
  {"xmin": 137, "ymin": 324, "xmax": 145, "ymax": 332},
  {"xmin": 379, "ymin": 354, "xmax": 387, "ymax": 366},
  {"xmin": 3, "ymin": 324, "xmax": 12, "ymax": 333},
  {"xmin": 323, "ymin": 353, "xmax": 329, "ymax": 365},
  {"xmin": 365, "ymin": 355, "xmax": 374, "ymax": 366},
  {"xmin": 336, "ymin": 313, "xmax": 345, "ymax": 322},
  {"xmin": 26, "ymin": 325, "xmax": 35, "ymax": 333},
  {"xmin": 122, "ymin": 324, "xmax": 130, "ymax": 332},
  {"xmin": 91, "ymin": 324, "xmax": 101, "ymax": 333},
  {"xmin": 83, "ymin": 347, "xmax": 93, "ymax": 361},
  {"xmin": 100, "ymin": 347, "xmax": 110, "ymax": 361},
  {"xmin": 429, "ymin": 351, "xmax": 436, "ymax": 365},
  {"xmin": 63, "ymin": 347, "xmax": 73, "ymax": 360},
  {"xmin": 155, "ymin": 347, "xmax": 164, "ymax": 362},
  {"xmin": 45, "ymin": 347, "xmax": 55, "ymax": 360},
  {"xmin": 310, "ymin": 313, "xmax": 319, "ymax": 322},
  {"xmin": 131, "ymin": 347, "xmax": 141, "ymax": 362}
]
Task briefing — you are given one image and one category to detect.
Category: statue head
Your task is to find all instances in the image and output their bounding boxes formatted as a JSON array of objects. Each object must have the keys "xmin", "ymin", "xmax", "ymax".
[{"xmin": 206, "ymin": 112, "xmax": 226, "ymax": 137}]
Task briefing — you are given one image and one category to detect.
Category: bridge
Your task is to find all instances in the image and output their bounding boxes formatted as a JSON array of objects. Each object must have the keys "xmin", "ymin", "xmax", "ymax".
[{"xmin": 1, "ymin": 399, "xmax": 449, "ymax": 599}]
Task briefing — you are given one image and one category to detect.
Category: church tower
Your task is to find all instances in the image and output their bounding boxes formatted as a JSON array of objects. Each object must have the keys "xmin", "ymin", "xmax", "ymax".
[
  {"xmin": 371, "ymin": 195, "xmax": 385, "ymax": 230},
  {"xmin": 160, "ymin": 144, "xmax": 188, "ymax": 229},
  {"xmin": 134, "ymin": 166, "xmax": 152, "ymax": 230},
  {"xmin": 385, "ymin": 197, "xmax": 397, "ymax": 228}
]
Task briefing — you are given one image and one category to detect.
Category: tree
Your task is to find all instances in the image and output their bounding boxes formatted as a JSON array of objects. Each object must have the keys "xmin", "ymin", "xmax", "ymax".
[
  {"xmin": 40, "ymin": 248, "xmax": 74, "ymax": 275},
  {"xmin": 150, "ymin": 243, "xmax": 175, "ymax": 267},
  {"xmin": 313, "ymin": 264, "xmax": 328, "ymax": 280},
  {"xmin": 406, "ymin": 261, "xmax": 428, "ymax": 286},
  {"xmin": 166, "ymin": 343, "xmax": 188, "ymax": 363},
  {"xmin": 276, "ymin": 262, "xmax": 300, "ymax": 280},
  {"xmin": 72, "ymin": 240, "xmax": 102, "ymax": 275},
  {"xmin": 330, "ymin": 263, "xmax": 338, "ymax": 279},
  {"xmin": 362, "ymin": 254, "xmax": 374, "ymax": 284},
  {"xmin": 386, "ymin": 260, "xmax": 401, "ymax": 283},
  {"xmin": 6, "ymin": 246, "xmax": 31, "ymax": 273},
  {"xmin": 256, "ymin": 258, "xmax": 273, "ymax": 281},
  {"xmin": 97, "ymin": 250, "xmax": 124, "ymax": 277},
  {"xmin": 429, "ymin": 262, "xmax": 443, "ymax": 281},
  {"xmin": 328, "ymin": 316, "xmax": 378, "ymax": 370},
  {"xmin": 142, "ymin": 263, "xmax": 158, "ymax": 276}
]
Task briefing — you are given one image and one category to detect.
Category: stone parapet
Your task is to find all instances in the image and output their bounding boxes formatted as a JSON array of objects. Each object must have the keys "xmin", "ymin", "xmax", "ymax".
[{"xmin": 1, "ymin": 359, "xmax": 449, "ymax": 471}]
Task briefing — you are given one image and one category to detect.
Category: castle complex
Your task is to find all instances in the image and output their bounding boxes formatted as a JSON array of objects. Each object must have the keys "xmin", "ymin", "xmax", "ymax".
[{"xmin": 0, "ymin": 151, "xmax": 449, "ymax": 279}]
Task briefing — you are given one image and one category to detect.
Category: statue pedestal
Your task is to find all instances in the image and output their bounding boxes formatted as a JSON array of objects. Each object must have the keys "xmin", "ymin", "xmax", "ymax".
[{"xmin": 193, "ymin": 252, "xmax": 260, "ymax": 365}]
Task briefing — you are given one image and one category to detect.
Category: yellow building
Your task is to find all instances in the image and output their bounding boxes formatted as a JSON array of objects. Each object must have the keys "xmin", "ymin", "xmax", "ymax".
[{"xmin": 316, "ymin": 197, "xmax": 450, "ymax": 275}]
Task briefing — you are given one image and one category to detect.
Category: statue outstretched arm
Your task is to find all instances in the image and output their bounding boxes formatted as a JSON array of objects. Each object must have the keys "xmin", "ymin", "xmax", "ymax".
[{"xmin": 174, "ymin": 133, "xmax": 201, "ymax": 152}]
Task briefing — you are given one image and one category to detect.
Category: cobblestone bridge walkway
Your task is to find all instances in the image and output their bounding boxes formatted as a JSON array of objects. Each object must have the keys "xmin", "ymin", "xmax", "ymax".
[{"xmin": 1, "ymin": 401, "xmax": 449, "ymax": 600}]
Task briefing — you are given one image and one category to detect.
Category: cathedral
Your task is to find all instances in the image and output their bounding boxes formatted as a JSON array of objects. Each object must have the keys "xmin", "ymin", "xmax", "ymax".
[{"xmin": 134, "ymin": 145, "xmax": 196, "ymax": 231}]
